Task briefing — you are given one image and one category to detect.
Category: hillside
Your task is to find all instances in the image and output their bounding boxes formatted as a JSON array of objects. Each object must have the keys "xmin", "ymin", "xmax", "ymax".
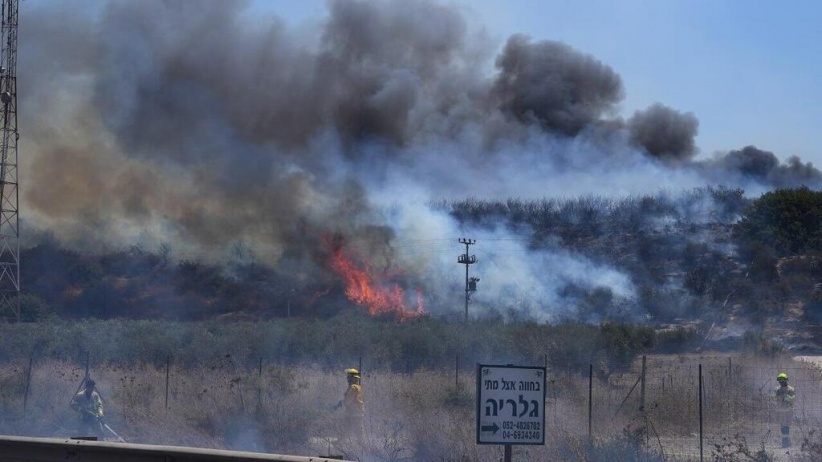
[{"xmin": 12, "ymin": 186, "xmax": 822, "ymax": 353}]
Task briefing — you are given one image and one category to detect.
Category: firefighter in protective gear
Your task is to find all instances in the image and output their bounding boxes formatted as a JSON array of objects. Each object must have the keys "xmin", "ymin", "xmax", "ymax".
[
  {"xmin": 338, "ymin": 368, "xmax": 364, "ymax": 443},
  {"xmin": 774, "ymin": 372, "xmax": 795, "ymax": 448},
  {"xmin": 70, "ymin": 378, "xmax": 105, "ymax": 439}
]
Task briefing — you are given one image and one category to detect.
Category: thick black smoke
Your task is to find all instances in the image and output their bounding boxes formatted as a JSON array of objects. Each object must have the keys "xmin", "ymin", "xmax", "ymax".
[
  {"xmin": 17, "ymin": 0, "xmax": 821, "ymax": 268},
  {"xmin": 701, "ymin": 146, "xmax": 822, "ymax": 189},
  {"xmin": 628, "ymin": 103, "xmax": 699, "ymax": 162},
  {"xmin": 719, "ymin": 146, "xmax": 780, "ymax": 179},
  {"xmin": 492, "ymin": 34, "xmax": 624, "ymax": 136}
]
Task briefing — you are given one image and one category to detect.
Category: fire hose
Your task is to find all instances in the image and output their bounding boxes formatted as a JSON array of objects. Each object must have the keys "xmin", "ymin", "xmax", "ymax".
[
  {"xmin": 102, "ymin": 422, "xmax": 126, "ymax": 443},
  {"xmin": 83, "ymin": 410, "xmax": 125, "ymax": 443}
]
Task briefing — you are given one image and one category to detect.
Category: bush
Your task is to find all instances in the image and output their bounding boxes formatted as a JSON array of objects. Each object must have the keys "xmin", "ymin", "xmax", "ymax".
[
  {"xmin": 711, "ymin": 433, "xmax": 773, "ymax": 462},
  {"xmin": 804, "ymin": 290, "xmax": 822, "ymax": 324},
  {"xmin": 18, "ymin": 293, "xmax": 55, "ymax": 322},
  {"xmin": 741, "ymin": 331, "xmax": 783, "ymax": 356},
  {"xmin": 733, "ymin": 187, "xmax": 822, "ymax": 256},
  {"xmin": 599, "ymin": 323, "xmax": 655, "ymax": 372}
]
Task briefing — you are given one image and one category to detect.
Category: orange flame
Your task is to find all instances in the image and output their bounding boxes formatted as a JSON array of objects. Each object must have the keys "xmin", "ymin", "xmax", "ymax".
[{"xmin": 327, "ymin": 242, "xmax": 425, "ymax": 321}]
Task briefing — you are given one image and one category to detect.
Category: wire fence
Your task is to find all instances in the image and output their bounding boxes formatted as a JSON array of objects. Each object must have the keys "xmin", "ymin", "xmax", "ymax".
[
  {"xmin": 1, "ymin": 353, "xmax": 821, "ymax": 460},
  {"xmin": 555, "ymin": 355, "xmax": 822, "ymax": 460}
]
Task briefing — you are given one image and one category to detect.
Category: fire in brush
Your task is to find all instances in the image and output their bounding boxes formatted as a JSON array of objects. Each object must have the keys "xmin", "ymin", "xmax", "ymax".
[{"xmin": 325, "ymin": 235, "xmax": 425, "ymax": 321}]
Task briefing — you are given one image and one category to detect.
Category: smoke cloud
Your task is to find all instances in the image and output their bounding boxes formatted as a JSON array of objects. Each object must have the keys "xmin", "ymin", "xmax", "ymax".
[
  {"xmin": 16, "ymin": 0, "xmax": 822, "ymax": 320},
  {"xmin": 628, "ymin": 103, "xmax": 699, "ymax": 162},
  {"xmin": 492, "ymin": 34, "xmax": 624, "ymax": 136}
]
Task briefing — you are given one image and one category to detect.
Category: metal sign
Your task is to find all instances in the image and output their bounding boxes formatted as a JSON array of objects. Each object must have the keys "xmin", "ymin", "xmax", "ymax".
[{"xmin": 476, "ymin": 364, "xmax": 546, "ymax": 445}]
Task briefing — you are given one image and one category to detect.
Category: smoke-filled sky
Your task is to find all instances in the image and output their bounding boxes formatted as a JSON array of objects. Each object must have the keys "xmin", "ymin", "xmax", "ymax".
[
  {"xmin": 469, "ymin": 0, "xmax": 822, "ymax": 166},
  {"xmin": 15, "ymin": 0, "xmax": 822, "ymax": 320},
  {"xmin": 268, "ymin": 0, "xmax": 822, "ymax": 167}
]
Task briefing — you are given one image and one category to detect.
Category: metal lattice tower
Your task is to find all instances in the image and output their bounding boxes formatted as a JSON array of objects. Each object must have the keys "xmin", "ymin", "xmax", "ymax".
[{"xmin": 0, "ymin": 0, "xmax": 19, "ymax": 322}]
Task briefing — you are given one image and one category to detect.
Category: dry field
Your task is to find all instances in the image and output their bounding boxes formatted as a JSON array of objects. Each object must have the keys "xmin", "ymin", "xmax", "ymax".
[{"xmin": 0, "ymin": 353, "xmax": 821, "ymax": 461}]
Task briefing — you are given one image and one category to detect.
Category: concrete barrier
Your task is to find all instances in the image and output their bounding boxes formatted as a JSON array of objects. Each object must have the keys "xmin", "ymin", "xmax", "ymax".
[{"xmin": 0, "ymin": 435, "xmax": 353, "ymax": 461}]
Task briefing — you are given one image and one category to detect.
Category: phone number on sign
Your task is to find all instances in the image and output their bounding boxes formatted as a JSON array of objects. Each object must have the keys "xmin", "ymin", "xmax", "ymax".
[
  {"xmin": 502, "ymin": 421, "xmax": 541, "ymax": 431},
  {"xmin": 501, "ymin": 430, "xmax": 540, "ymax": 440}
]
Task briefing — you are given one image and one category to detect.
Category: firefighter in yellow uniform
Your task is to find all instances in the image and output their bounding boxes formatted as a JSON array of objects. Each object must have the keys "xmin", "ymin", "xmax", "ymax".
[
  {"xmin": 70, "ymin": 378, "xmax": 105, "ymax": 439},
  {"xmin": 338, "ymin": 368, "xmax": 364, "ymax": 443},
  {"xmin": 774, "ymin": 372, "xmax": 795, "ymax": 448}
]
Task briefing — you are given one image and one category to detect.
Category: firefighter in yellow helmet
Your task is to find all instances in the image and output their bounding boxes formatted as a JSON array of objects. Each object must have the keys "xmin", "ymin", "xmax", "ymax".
[
  {"xmin": 336, "ymin": 368, "xmax": 364, "ymax": 443},
  {"xmin": 70, "ymin": 378, "xmax": 105, "ymax": 439},
  {"xmin": 774, "ymin": 372, "xmax": 795, "ymax": 448}
]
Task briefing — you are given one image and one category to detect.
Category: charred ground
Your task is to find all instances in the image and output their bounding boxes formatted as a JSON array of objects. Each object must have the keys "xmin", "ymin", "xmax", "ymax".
[{"xmin": 14, "ymin": 186, "xmax": 822, "ymax": 355}]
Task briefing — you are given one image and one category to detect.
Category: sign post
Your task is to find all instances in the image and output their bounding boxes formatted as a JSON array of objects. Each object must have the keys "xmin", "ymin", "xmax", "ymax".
[{"xmin": 476, "ymin": 364, "xmax": 546, "ymax": 460}]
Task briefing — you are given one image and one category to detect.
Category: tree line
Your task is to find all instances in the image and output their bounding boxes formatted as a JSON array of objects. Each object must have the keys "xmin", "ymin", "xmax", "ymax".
[{"xmin": 11, "ymin": 186, "xmax": 822, "ymax": 326}]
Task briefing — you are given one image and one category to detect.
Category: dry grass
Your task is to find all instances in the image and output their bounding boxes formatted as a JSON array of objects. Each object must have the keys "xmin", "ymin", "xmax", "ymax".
[{"xmin": 0, "ymin": 353, "xmax": 821, "ymax": 461}]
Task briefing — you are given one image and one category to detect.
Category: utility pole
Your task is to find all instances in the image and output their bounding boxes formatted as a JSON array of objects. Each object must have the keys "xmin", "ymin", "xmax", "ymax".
[
  {"xmin": 457, "ymin": 238, "xmax": 478, "ymax": 322},
  {"xmin": 0, "ymin": 0, "xmax": 19, "ymax": 322}
]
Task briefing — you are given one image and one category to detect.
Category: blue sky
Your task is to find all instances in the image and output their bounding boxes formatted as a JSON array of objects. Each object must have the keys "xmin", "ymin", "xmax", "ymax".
[{"xmin": 264, "ymin": 0, "xmax": 822, "ymax": 168}]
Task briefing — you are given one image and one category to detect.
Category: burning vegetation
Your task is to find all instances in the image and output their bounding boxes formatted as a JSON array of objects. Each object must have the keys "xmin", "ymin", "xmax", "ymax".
[
  {"xmin": 325, "ymin": 234, "xmax": 424, "ymax": 321},
  {"xmin": 7, "ymin": 0, "xmax": 822, "ymax": 339}
]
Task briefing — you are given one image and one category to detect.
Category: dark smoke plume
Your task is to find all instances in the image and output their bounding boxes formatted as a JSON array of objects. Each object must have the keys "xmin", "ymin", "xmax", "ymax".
[
  {"xmin": 492, "ymin": 34, "xmax": 624, "ymax": 136},
  {"xmin": 628, "ymin": 103, "xmax": 699, "ymax": 162},
  {"xmin": 15, "ymin": 0, "xmax": 822, "ymax": 321},
  {"xmin": 702, "ymin": 146, "xmax": 822, "ymax": 189},
  {"xmin": 719, "ymin": 146, "xmax": 780, "ymax": 179}
]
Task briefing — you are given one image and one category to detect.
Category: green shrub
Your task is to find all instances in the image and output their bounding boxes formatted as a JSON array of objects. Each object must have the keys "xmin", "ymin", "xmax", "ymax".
[
  {"xmin": 733, "ymin": 187, "xmax": 822, "ymax": 256},
  {"xmin": 599, "ymin": 323, "xmax": 655, "ymax": 371},
  {"xmin": 740, "ymin": 331, "xmax": 783, "ymax": 356}
]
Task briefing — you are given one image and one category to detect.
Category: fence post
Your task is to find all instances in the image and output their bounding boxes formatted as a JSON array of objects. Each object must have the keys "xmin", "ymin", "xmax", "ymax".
[
  {"xmin": 455, "ymin": 355, "xmax": 459, "ymax": 388},
  {"xmin": 23, "ymin": 357, "xmax": 32, "ymax": 412},
  {"xmin": 165, "ymin": 356, "xmax": 171, "ymax": 411},
  {"xmin": 258, "ymin": 357, "xmax": 263, "ymax": 406},
  {"xmin": 84, "ymin": 351, "xmax": 90, "ymax": 384},
  {"xmin": 699, "ymin": 363, "xmax": 703, "ymax": 462},
  {"xmin": 588, "ymin": 364, "xmax": 593, "ymax": 443},
  {"xmin": 640, "ymin": 355, "xmax": 646, "ymax": 412}
]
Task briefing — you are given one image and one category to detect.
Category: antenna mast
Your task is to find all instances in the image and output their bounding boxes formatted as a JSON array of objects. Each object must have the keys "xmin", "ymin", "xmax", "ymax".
[{"xmin": 0, "ymin": 0, "xmax": 20, "ymax": 321}]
